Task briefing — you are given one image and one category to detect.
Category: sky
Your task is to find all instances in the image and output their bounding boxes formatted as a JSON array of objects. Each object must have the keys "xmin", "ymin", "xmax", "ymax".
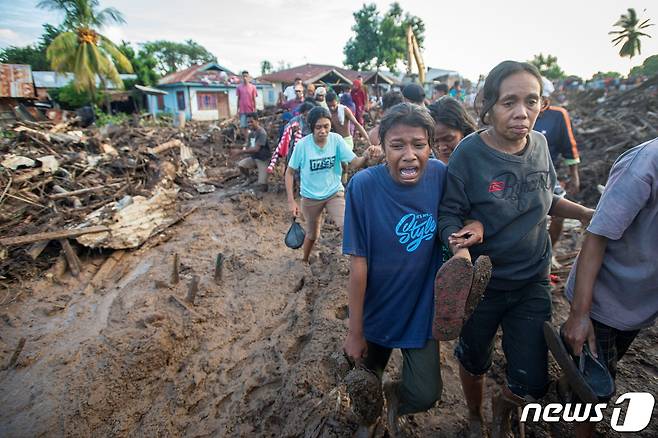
[{"xmin": 1, "ymin": 0, "xmax": 657, "ymax": 81}]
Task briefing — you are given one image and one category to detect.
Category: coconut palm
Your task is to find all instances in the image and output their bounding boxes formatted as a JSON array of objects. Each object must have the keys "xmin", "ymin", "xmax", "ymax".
[
  {"xmin": 609, "ymin": 8, "xmax": 654, "ymax": 59},
  {"xmin": 37, "ymin": 0, "xmax": 133, "ymax": 104}
]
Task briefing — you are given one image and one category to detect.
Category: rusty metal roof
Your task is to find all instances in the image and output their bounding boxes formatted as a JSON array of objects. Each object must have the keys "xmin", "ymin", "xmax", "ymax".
[{"xmin": 257, "ymin": 63, "xmax": 396, "ymax": 86}]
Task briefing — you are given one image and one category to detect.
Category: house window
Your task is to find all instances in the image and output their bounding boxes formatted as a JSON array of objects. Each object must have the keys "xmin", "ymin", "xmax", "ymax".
[
  {"xmin": 176, "ymin": 91, "xmax": 185, "ymax": 110},
  {"xmin": 197, "ymin": 92, "xmax": 218, "ymax": 110},
  {"xmin": 156, "ymin": 95, "xmax": 165, "ymax": 111}
]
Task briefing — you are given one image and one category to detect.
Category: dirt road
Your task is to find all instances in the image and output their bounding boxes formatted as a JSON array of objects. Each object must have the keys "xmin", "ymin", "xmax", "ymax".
[{"xmin": 1, "ymin": 179, "xmax": 657, "ymax": 437}]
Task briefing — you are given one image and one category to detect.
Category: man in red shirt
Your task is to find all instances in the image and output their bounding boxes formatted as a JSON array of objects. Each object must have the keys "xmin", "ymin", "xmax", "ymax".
[
  {"xmin": 236, "ymin": 71, "xmax": 258, "ymax": 140},
  {"xmin": 350, "ymin": 78, "xmax": 368, "ymax": 128}
]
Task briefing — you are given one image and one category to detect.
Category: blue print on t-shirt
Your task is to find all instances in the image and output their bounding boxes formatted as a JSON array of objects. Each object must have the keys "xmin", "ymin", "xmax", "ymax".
[{"xmin": 395, "ymin": 213, "xmax": 437, "ymax": 252}]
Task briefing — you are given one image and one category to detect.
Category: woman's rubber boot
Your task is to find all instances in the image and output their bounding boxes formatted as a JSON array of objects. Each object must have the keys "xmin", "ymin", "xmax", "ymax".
[
  {"xmin": 491, "ymin": 387, "xmax": 525, "ymax": 438},
  {"xmin": 383, "ymin": 380, "xmax": 401, "ymax": 437}
]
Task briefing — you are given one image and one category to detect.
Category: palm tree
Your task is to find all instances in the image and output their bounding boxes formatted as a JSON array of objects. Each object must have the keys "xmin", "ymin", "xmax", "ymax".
[
  {"xmin": 37, "ymin": 0, "xmax": 133, "ymax": 108},
  {"xmin": 609, "ymin": 8, "xmax": 654, "ymax": 59}
]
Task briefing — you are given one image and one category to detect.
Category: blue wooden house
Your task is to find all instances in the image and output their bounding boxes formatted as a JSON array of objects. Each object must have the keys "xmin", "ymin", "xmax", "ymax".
[{"xmin": 147, "ymin": 63, "xmax": 276, "ymax": 121}]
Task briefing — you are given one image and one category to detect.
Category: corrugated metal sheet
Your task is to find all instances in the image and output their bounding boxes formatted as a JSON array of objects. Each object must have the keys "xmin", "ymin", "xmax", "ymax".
[{"xmin": 0, "ymin": 64, "xmax": 35, "ymax": 98}]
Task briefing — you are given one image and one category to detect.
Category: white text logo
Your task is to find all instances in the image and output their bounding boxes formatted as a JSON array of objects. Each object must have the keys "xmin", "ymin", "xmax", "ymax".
[{"xmin": 520, "ymin": 392, "xmax": 654, "ymax": 432}]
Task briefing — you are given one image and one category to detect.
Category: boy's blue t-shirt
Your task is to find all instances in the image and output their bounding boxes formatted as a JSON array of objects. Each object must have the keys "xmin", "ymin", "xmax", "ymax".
[
  {"xmin": 343, "ymin": 159, "xmax": 447, "ymax": 348},
  {"xmin": 288, "ymin": 132, "xmax": 356, "ymax": 200}
]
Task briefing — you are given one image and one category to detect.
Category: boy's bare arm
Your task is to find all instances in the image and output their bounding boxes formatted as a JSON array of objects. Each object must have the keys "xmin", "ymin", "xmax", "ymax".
[
  {"xmin": 562, "ymin": 231, "xmax": 608, "ymax": 357},
  {"xmin": 343, "ymin": 256, "xmax": 368, "ymax": 362},
  {"xmin": 345, "ymin": 108, "xmax": 372, "ymax": 146},
  {"xmin": 549, "ymin": 198, "xmax": 594, "ymax": 226}
]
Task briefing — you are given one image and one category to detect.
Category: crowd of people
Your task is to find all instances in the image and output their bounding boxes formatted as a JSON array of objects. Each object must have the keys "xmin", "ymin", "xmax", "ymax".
[{"xmin": 231, "ymin": 62, "xmax": 657, "ymax": 438}]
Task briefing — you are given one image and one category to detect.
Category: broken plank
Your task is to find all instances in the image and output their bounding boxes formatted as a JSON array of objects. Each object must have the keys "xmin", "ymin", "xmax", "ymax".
[
  {"xmin": 84, "ymin": 250, "xmax": 126, "ymax": 293},
  {"xmin": 13, "ymin": 167, "xmax": 44, "ymax": 183},
  {"xmin": 27, "ymin": 240, "xmax": 50, "ymax": 260},
  {"xmin": 147, "ymin": 206, "xmax": 198, "ymax": 240},
  {"xmin": 0, "ymin": 225, "xmax": 110, "ymax": 246}
]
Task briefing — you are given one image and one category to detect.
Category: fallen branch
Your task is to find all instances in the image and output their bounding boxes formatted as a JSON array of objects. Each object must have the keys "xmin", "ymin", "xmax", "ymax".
[
  {"xmin": 0, "ymin": 225, "xmax": 110, "ymax": 246},
  {"xmin": 48, "ymin": 183, "xmax": 123, "ymax": 200},
  {"xmin": 146, "ymin": 139, "xmax": 184, "ymax": 155}
]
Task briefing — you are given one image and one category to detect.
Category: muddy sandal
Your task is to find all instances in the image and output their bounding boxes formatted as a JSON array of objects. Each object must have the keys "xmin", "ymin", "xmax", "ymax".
[
  {"xmin": 543, "ymin": 322, "xmax": 613, "ymax": 404},
  {"xmin": 433, "ymin": 256, "xmax": 474, "ymax": 341},
  {"xmin": 463, "ymin": 256, "xmax": 492, "ymax": 323}
]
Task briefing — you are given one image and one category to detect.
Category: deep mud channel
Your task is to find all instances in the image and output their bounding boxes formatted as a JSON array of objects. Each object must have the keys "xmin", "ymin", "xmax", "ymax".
[{"xmin": 1, "ymin": 185, "xmax": 657, "ymax": 437}]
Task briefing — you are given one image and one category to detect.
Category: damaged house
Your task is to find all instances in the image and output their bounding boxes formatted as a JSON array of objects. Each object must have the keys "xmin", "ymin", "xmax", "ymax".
[{"xmin": 147, "ymin": 63, "xmax": 276, "ymax": 121}]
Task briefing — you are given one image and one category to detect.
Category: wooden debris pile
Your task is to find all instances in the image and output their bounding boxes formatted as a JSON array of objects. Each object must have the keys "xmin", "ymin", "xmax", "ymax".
[
  {"xmin": 566, "ymin": 74, "xmax": 658, "ymax": 206},
  {"xmin": 0, "ymin": 118, "xmax": 237, "ymax": 287}
]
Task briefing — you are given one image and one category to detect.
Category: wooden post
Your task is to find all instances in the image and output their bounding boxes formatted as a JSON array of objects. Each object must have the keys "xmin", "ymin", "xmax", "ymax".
[
  {"xmin": 186, "ymin": 275, "xmax": 199, "ymax": 304},
  {"xmin": 214, "ymin": 253, "xmax": 224, "ymax": 285},
  {"xmin": 171, "ymin": 253, "xmax": 180, "ymax": 285},
  {"xmin": 59, "ymin": 239, "xmax": 81, "ymax": 277}
]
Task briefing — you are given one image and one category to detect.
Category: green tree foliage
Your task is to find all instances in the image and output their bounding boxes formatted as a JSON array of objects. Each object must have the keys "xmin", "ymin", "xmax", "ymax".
[
  {"xmin": 591, "ymin": 71, "xmax": 622, "ymax": 81},
  {"xmin": 343, "ymin": 2, "xmax": 425, "ymax": 72},
  {"xmin": 118, "ymin": 41, "xmax": 159, "ymax": 85},
  {"xmin": 276, "ymin": 60, "xmax": 291, "ymax": 71},
  {"xmin": 37, "ymin": 0, "xmax": 133, "ymax": 103},
  {"xmin": 0, "ymin": 46, "xmax": 49, "ymax": 70},
  {"xmin": 529, "ymin": 53, "xmax": 565, "ymax": 80},
  {"xmin": 0, "ymin": 24, "xmax": 65, "ymax": 70},
  {"xmin": 260, "ymin": 60, "xmax": 273, "ymax": 76},
  {"xmin": 610, "ymin": 8, "xmax": 654, "ymax": 59},
  {"xmin": 48, "ymin": 82, "xmax": 94, "ymax": 107},
  {"xmin": 141, "ymin": 40, "xmax": 217, "ymax": 76},
  {"xmin": 629, "ymin": 54, "xmax": 658, "ymax": 77}
]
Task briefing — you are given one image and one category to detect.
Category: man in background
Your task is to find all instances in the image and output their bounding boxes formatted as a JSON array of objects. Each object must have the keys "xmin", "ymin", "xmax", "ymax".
[
  {"xmin": 402, "ymin": 83, "xmax": 426, "ymax": 106},
  {"xmin": 233, "ymin": 113, "xmax": 270, "ymax": 191},
  {"xmin": 534, "ymin": 82, "xmax": 581, "ymax": 259},
  {"xmin": 236, "ymin": 71, "xmax": 258, "ymax": 140},
  {"xmin": 432, "ymin": 83, "xmax": 448, "ymax": 102},
  {"xmin": 283, "ymin": 77, "xmax": 303, "ymax": 102}
]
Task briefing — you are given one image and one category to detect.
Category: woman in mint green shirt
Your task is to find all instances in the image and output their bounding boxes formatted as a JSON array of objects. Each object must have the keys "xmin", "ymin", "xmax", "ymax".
[{"xmin": 285, "ymin": 106, "xmax": 379, "ymax": 262}]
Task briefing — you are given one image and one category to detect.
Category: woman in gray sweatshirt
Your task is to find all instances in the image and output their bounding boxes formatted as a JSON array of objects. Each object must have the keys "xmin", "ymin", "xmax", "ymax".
[{"xmin": 437, "ymin": 61, "xmax": 593, "ymax": 438}]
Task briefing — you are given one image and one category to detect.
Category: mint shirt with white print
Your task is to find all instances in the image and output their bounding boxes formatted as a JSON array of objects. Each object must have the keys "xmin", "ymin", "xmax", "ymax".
[
  {"xmin": 343, "ymin": 160, "xmax": 447, "ymax": 348},
  {"xmin": 288, "ymin": 132, "xmax": 356, "ymax": 200}
]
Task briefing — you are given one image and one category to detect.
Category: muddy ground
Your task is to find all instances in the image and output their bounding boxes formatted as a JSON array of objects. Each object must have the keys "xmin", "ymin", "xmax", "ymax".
[{"xmin": 1, "ymin": 153, "xmax": 657, "ymax": 437}]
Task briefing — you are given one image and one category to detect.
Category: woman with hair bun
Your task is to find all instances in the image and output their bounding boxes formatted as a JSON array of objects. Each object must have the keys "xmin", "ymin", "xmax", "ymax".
[{"xmin": 438, "ymin": 61, "xmax": 594, "ymax": 437}]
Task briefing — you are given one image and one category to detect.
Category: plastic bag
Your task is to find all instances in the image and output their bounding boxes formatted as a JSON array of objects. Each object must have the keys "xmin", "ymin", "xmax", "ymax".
[{"xmin": 284, "ymin": 219, "xmax": 305, "ymax": 249}]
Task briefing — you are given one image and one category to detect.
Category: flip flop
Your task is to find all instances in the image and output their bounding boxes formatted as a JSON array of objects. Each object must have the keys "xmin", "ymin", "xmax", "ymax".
[
  {"xmin": 543, "ymin": 322, "xmax": 614, "ymax": 403},
  {"xmin": 344, "ymin": 365, "xmax": 384, "ymax": 426},
  {"xmin": 433, "ymin": 256, "xmax": 474, "ymax": 341},
  {"xmin": 463, "ymin": 256, "xmax": 492, "ymax": 323}
]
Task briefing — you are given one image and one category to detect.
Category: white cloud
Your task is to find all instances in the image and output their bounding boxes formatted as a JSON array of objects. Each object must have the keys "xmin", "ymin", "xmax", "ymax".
[
  {"xmin": 1, "ymin": 0, "xmax": 656, "ymax": 80},
  {"xmin": 0, "ymin": 28, "xmax": 26, "ymax": 46}
]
